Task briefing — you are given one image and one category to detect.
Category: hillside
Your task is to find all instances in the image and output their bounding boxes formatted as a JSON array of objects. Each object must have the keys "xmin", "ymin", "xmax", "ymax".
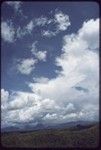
[{"xmin": 1, "ymin": 124, "xmax": 99, "ymax": 148}]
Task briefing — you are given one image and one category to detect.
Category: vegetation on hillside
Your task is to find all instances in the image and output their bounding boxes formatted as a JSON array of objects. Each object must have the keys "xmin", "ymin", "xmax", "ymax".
[{"xmin": 1, "ymin": 124, "xmax": 99, "ymax": 148}]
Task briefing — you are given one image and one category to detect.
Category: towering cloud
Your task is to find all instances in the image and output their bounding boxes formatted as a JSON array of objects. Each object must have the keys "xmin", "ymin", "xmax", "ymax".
[{"xmin": 1, "ymin": 18, "xmax": 99, "ymax": 129}]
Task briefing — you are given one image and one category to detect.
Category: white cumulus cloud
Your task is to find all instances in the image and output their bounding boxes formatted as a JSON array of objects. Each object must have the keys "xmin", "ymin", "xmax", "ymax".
[
  {"xmin": 78, "ymin": 18, "xmax": 99, "ymax": 50},
  {"xmin": 54, "ymin": 11, "xmax": 71, "ymax": 31},
  {"xmin": 33, "ymin": 77, "xmax": 49, "ymax": 83},
  {"xmin": 6, "ymin": 1, "xmax": 22, "ymax": 13},
  {"xmin": 17, "ymin": 58, "xmax": 37, "ymax": 75},
  {"xmin": 35, "ymin": 16, "xmax": 48, "ymax": 26},
  {"xmin": 1, "ymin": 21, "xmax": 15, "ymax": 43},
  {"xmin": 26, "ymin": 21, "xmax": 34, "ymax": 33},
  {"xmin": 42, "ymin": 10, "xmax": 71, "ymax": 37},
  {"xmin": 42, "ymin": 30, "xmax": 57, "ymax": 38},
  {"xmin": 34, "ymin": 51, "xmax": 47, "ymax": 61},
  {"xmin": 31, "ymin": 41, "xmax": 47, "ymax": 61}
]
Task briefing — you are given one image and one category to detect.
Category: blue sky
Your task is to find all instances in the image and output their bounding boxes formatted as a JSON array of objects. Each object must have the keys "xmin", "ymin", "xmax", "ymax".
[{"xmin": 1, "ymin": 1, "xmax": 99, "ymax": 129}]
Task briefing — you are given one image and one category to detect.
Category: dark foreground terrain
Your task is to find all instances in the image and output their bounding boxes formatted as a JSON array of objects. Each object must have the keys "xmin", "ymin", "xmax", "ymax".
[{"xmin": 1, "ymin": 124, "xmax": 99, "ymax": 148}]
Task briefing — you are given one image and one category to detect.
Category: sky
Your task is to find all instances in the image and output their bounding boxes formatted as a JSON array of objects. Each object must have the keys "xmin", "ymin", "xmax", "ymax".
[{"xmin": 1, "ymin": 1, "xmax": 99, "ymax": 129}]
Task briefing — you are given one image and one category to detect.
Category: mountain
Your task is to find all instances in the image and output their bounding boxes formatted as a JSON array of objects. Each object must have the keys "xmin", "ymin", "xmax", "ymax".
[{"xmin": 1, "ymin": 120, "xmax": 98, "ymax": 133}]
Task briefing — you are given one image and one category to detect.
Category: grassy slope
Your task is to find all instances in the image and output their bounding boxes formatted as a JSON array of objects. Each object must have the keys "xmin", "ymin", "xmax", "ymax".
[{"xmin": 1, "ymin": 125, "xmax": 99, "ymax": 148}]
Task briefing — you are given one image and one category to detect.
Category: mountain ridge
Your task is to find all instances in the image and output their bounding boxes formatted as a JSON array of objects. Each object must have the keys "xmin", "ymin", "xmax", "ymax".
[{"xmin": 1, "ymin": 120, "xmax": 98, "ymax": 133}]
